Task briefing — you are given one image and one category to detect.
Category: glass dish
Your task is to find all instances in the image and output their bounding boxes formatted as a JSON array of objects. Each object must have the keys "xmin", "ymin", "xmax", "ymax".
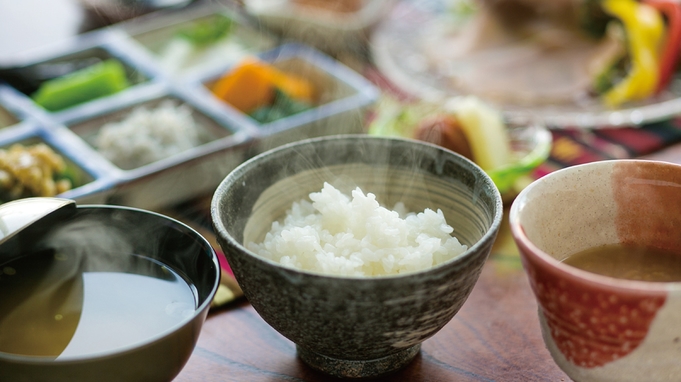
[
  {"xmin": 367, "ymin": 96, "xmax": 552, "ymax": 194},
  {"xmin": 371, "ymin": 0, "xmax": 681, "ymax": 128}
]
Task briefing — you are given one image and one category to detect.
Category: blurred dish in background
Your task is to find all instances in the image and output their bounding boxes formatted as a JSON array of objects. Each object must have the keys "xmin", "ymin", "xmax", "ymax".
[
  {"xmin": 31, "ymin": 59, "xmax": 131, "ymax": 112},
  {"xmin": 242, "ymin": 0, "xmax": 396, "ymax": 55},
  {"xmin": 128, "ymin": 7, "xmax": 277, "ymax": 75},
  {"xmin": 372, "ymin": 0, "xmax": 681, "ymax": 128},
  {"xmin": 0, "ymin": 46, "xmax": 148, "ymax": 106},
  {"xmin": 79, "ymin": 0, "xmax": 196, "ymax": 24},
  {"xmin": 368, "ymin": 95, "xmax": 552, "ymax": 195}
]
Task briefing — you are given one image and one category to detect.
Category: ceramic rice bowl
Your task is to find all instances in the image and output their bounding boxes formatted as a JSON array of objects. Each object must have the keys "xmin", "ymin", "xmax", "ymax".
[{"xmin": 211, "ymin": 135, "xmax": 502, "ymax": 379}]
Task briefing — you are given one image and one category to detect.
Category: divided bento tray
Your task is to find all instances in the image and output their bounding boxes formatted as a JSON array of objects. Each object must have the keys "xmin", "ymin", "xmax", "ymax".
[{"xmin": 0, "ymin": 2, "xmax": 379, "ymax": 210}]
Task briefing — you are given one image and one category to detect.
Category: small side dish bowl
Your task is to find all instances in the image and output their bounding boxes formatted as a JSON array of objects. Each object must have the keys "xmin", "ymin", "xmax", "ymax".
[
  {"xmin": 0, "ymin": 199, "xmax": 220, "ymax": 382},
  {"xmin": 211, "ymin": 135, "xmax": 502, "ymax": 378},
  {"xmin": 510, "ymin": 160, "xmax": 681, "ymax": 382}
]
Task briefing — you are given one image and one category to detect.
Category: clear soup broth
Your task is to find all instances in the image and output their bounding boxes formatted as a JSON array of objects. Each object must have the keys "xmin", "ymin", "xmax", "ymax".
[
  {"xmin": 0, "ymin": 249, "xmax": 197, "ymax": 359},
  {"xmin": 562, "ymin": 243, "xmax": 681, "ymax": 282}
]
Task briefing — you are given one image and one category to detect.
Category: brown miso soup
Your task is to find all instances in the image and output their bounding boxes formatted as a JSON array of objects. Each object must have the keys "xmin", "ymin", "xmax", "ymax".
[
  {"xmin": 0, "ymin": 249, "xmax": 196, "ymax": 359},
  {"xmin": 562, "ymin": 243, "xmax": 681, "ymax": 282}
]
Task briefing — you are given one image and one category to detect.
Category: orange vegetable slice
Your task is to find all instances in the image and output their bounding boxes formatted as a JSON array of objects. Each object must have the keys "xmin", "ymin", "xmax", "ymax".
[
  {"xmin": 210, "ymin": 60, "xmax": 315, "ymax": 114},
  {"xmin": 211, "ymin": 60, "xmax": 275, "ymax": 113}
]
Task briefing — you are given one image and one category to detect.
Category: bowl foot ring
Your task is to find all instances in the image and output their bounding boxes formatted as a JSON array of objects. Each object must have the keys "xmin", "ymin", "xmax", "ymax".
[{"xmin": 296, "ymin": 343, "xmax": 421, "ymax": 379}]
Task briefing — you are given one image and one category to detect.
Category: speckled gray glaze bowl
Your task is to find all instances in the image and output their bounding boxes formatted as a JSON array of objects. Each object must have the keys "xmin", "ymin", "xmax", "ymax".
[{"xmin": 211, "ymin": 135, "xmax": 502, "ymax": 378}]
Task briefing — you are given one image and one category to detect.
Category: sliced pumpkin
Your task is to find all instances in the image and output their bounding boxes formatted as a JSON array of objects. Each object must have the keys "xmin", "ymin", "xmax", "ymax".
[{"xmin": 211, "ymin": 60, "xmax": 315, "ymax": 114}]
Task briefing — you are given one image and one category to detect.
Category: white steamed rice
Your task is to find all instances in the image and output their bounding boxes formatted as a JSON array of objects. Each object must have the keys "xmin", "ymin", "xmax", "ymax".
[
  {"xmin": 247, "ymin": 182, "xmax": 467, "ymax": 277},
  {"xmin": 95, "ymin": 100, "xmax": 202, "ymax": 169}
]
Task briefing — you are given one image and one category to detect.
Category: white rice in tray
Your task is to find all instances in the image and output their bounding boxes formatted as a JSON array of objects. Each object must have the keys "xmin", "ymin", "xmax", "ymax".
[
  {"xmin": 95, "ymin": 100, "xmax": 202, "ymax": 169},
  {"xmin": 247, "ymin": 182, "xmax": 468, "ymax": 277}
]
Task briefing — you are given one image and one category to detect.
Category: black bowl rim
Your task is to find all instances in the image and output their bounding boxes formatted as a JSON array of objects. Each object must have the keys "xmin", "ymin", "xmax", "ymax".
[{"xmin": 0, "ymin": 203, "xmax": 221, "ymax": 364}]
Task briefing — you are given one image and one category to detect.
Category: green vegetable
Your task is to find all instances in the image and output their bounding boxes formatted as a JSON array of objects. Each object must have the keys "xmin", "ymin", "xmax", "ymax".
[
  {"xmin": 643, "ymin": 0, "xmax": 681, "ymax": 93},
  {"xmin": 487, "ymin": 126, "xmax": 552, "ymax": 194},
  {"xmin": 593, "ymin": 59, "xmax": 627, "ymax": 94},
  {"xmin": 31, "ymin": 59, "xmax": 130, "ymax": 112},
  {"xmin": 249, "ymin": 88, "xmax": 311, "ymax": 124},
  {"xmin": 56, "ymin": 164, "xmax": 80, "ymax": 188},
  {"xmin": 177, "ymin": 14, "xmax": 233, "ymax": 46},
  {"xmin": 366, "ymin": 96, "xmax": 435, "ymax": 138}
]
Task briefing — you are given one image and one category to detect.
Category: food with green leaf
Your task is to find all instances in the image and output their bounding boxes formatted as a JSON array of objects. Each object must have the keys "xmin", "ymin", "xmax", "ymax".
[
  {"xmin": 370, "ymin": 96, "xmax": 509, "ymax": 171},
  {"xmin": 368, "ymin": 96, "xmax": 551, "ymax": 193},
  {"xmin": 177, "ymin": 14, "xmax": 233, "ymax": 46},
  {"xmin": 0, "ymin": 143, "xmax": 75, "ymax": 202},
  {"xmin": 157, "ymin": 14, "xmax": 236, "ymax": 73},
  {"xmin": 210, "ymin": 59, "xmax": 315, "ymax": 123}
]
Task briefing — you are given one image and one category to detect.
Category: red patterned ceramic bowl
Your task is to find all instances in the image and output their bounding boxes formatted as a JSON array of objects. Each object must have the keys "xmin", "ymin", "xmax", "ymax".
[{"xmin": 509, "ymin": 160, "xmax": 681, "ymax": 382}]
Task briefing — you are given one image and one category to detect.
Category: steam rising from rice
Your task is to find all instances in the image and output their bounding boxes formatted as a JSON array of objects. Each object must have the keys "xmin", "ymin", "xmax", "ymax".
[{"xmin": 247, "ymin": 183, "xmax": 467, "ymax": 277}]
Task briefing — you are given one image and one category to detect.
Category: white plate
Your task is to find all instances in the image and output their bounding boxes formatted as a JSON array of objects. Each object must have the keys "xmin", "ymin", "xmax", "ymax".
[{"xmin": 371, "ymin": 0, "xmax": 681, "ymax": 128}]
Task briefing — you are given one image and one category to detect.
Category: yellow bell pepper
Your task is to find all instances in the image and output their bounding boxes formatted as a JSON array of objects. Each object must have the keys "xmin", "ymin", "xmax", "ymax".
[{"xmin": 601, "ymin": 0, "xmax": 665, "ymax": 107}]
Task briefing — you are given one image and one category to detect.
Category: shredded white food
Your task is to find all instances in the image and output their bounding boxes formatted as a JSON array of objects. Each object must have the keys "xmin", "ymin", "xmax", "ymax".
[
  {"xmin": 95, "ymin": 100, "xmax": 201, "ymax": 169},
  {"xmin": 247, "ymin": 183, "xmax": 467, "ymax": 277}
]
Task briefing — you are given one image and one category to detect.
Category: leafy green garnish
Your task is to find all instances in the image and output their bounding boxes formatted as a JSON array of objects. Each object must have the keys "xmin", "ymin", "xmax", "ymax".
[
  {"xmin": 57, "ymin": 165, "xmax": 80, "ymax": 187},
  {"xmin": 250, "ymin": 88, "xmax": 312, "ymax": 124},
  {"xmin": 177, "ymin": 14, "xmax": 233, "ymax": 46},
  {"xmin": 593, "ymin": 57, "xmax": 628, "ymax": 95},
  {"xmin": 367, "ymin": 96, "xmax": 438, "ymax": 138}
]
